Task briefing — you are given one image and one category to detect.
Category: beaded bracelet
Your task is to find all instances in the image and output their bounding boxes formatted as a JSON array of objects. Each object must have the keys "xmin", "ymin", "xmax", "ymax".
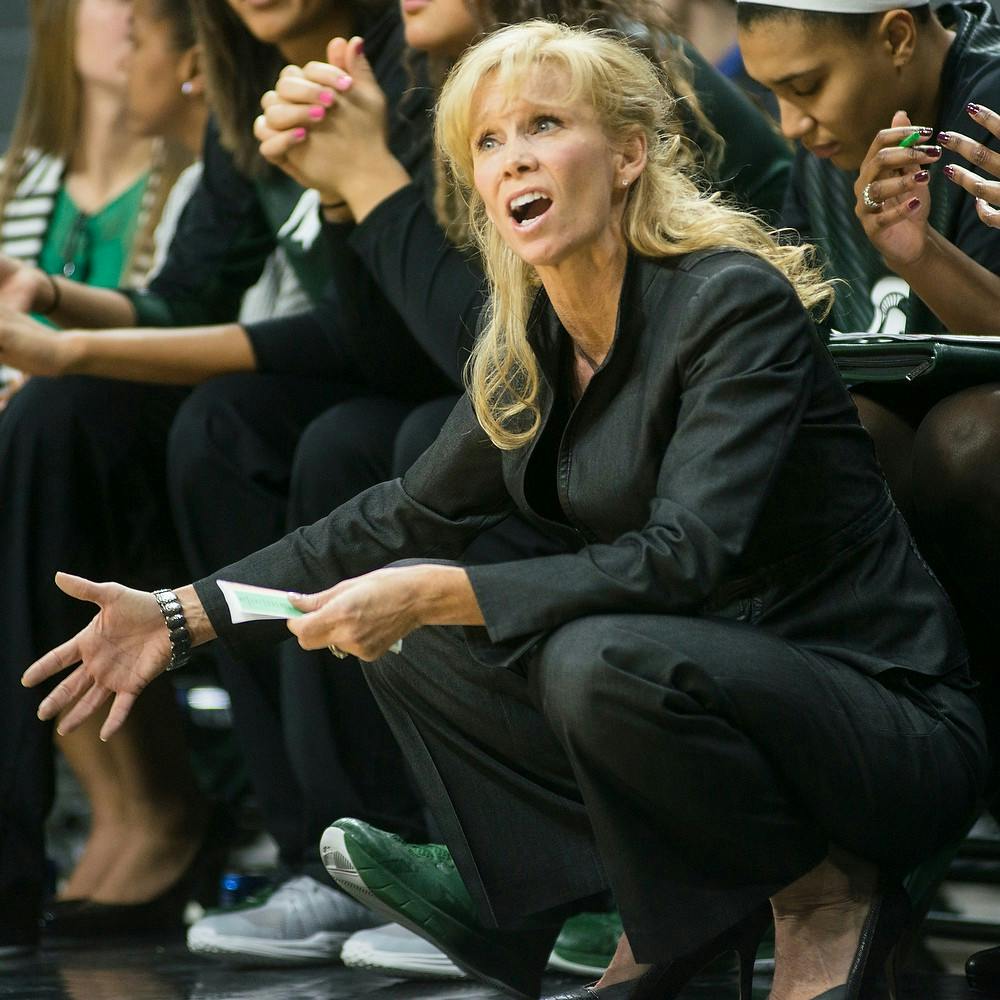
[{"xmin": 152, "ymin": 588, "xmax": 192, "ymax": 672}]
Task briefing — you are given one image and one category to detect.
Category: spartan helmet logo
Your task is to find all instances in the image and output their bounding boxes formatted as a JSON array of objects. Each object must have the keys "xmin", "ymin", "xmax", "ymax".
[{"xmin": 865, "ymin": 276, "xmax": 911, "ymax": 337}]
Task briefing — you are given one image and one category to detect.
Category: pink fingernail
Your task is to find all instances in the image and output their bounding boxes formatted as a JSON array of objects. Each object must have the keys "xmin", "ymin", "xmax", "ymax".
[
  {"xmin": 308, "ymin": 106, "xmax": 325, "ymax": 121},
  {"xmin": 294, "ymin": 127, "xmax": 307, "ymax": 140},
  {"xmin": 318, "ymin": 89, "xmax": 334, "ymax": 107},
  {"xmin": 334, "ymin": 75, "xmax": 353, "ymax": 92}
]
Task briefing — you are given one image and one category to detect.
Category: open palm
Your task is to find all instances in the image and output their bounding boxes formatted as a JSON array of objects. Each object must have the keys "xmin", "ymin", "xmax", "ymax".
[{"xmin": 21, "ymin": 573, "xmax": 172, "ymax": 740}]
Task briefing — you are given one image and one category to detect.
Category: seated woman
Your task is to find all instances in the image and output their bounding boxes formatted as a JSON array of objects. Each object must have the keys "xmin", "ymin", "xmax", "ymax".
[
  {"xmin": 0, "ymin": 0, "xmax": 193, "ymax": 954},
  {"xmin": 0, "ymin": 0, "xmax": 438, "ymax": 958},
  {"xmin": 869, "ymin": 99, "xmax": 1000, "ymax": 996},
  {"xmin": 21, "ymin": 19, "xmax": 988, "ymax": 1000},
  {"xmin": 736, "ymin": 0, "xmax": 1000, "ymax": 789}
]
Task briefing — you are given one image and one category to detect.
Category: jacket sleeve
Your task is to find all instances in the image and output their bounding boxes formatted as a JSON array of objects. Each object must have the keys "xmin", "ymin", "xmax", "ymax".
[
  {"xmin": 348, "ymin": 184, "xmax": 486, "ymax": 385},
  {"xmin": 465, "ymin": 261, "xmax": 816, "ymax": 648},
  {"xmin": 193, "ymin": 394, "xmax": 515, "ymax": 655},
  {"xmin": 122, "ymin": 121, "xmax": 276, "ymax": 327}
]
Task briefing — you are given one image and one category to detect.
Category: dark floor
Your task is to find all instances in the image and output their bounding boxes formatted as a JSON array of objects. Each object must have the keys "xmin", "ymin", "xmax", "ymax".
[{"xmin": 0, "ymin": 940, "xmax": 991, "ymax": 1000}]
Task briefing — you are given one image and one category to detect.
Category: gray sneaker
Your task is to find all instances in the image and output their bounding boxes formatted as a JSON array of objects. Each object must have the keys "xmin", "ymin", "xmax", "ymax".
[
  {"xmin": 187, "ymin": 875, "xmax": 381, "ymax": 965},
  {"xmin": 341, "ymin": 923, "xmax": 468, "ymax": 979}
]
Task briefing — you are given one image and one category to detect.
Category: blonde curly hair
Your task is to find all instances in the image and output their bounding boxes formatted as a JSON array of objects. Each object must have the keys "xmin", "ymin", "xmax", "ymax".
[{"xmin": 436, "ymin": 19, "xmax": 833, "ymax": 450}]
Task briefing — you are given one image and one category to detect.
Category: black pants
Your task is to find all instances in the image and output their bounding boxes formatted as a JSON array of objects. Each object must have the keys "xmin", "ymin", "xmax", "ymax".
[
  {"xmin": 364, "ymin": 612, "xmax": 989, "ymax": 970},
  {"xmin": 0, "ymin": 375, "xmax": 187, "ymax": 933}
]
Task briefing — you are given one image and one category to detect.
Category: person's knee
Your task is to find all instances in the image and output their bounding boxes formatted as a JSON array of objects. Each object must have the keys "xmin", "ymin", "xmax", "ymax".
[
  {"xmin": 294, "ymin": 402, "xmax": 374, "ymax": 472},
  {"xmin": 167, "ymin": 377, "xmax": 258, "ymax": 483},
  {"xmin": 4, "ymin": 375, "xmax": 112, "ymax": 439},
  {"xmin": 533, "ymin": 616, "xmax": 619, "ymax": 738},
  {"xmin": 362, "ymin": 623, "xmax": 449, "ymax": 702},
  {"xmin": 913, "ymin": 384, "xmax": 1000, "ymax": 515},
  {"xmin": 392, "ymin": 398, "xmax": 456, "ymax": 476}
]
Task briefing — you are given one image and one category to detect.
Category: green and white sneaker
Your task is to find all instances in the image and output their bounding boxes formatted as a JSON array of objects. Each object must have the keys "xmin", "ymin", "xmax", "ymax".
[
  {"xmin": 321, "ymin": 818, "xmax": 555, "ymax": 998},
  {"xmin": 547, "ymin": 911, "xmax": 622, "ymax": 976}
]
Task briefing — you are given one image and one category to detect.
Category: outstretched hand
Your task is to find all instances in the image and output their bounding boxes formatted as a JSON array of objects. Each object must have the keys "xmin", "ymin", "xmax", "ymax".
[
  {"xmin": 854, "ymin": 111, "xmax": 942, "ymax": 267},
  {"xmin": 939, "ymin": 101, "xmax": 1000, "ymax": 229},
  {"xmin": 21, "ymin": 573, "xmax": 172, "ymax": 741}
]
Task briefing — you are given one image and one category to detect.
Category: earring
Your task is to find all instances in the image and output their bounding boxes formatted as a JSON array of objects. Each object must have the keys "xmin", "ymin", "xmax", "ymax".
[
  {"xmin": 622, "ymin": 179, "xmax": 630, "ymax": 187},
  {"xmin": 181, "ymin": 80, "xmax": 195, "ymax": 96}
]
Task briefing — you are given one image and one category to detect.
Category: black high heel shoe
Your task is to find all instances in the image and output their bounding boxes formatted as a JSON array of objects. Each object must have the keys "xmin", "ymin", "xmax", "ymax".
[
  {"xmin": 42, "ymin": 808, "xmax": 231, "ymax": 939},
  {"xmin": 543, "ymin": 902, "xmax": 771, "ymax": 1000},
  {"xmin": 806, "ymin": 881, "xmax": 911, "ymax": 1000}
]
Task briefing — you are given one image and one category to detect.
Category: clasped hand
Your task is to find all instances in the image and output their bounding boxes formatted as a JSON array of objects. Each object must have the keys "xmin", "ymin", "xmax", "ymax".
[{"xmin": 254, "ymin": 34, "xmax": 390, "ymax": 208}]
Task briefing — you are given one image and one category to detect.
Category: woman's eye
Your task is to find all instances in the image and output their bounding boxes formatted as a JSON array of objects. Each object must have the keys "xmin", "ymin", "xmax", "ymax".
[
  {"xmin": 477, "ymin": 135, "xmax": 497, "ymax": 152},
  {"xmin": 790, "ymin": 81, "xmax": 819, "ymax": 98},
  {"xmin": 535, "ymin": 116, "xmax": 561, "ymax": 132}
]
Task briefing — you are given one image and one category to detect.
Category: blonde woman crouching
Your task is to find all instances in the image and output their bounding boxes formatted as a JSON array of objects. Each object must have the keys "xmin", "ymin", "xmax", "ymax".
[{"xmin": 24, "ymin": 20, "xmax": 988, "ymax": 1000}]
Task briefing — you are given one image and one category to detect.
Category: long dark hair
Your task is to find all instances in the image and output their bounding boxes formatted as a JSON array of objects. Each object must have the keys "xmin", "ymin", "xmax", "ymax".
[
  {"xmin": 190, "ymin": 0, "xmax": 386, "ymax": 176},
  {"xmin": 153, "ymin": 0, "xmax": 198, "ymax": 49}
]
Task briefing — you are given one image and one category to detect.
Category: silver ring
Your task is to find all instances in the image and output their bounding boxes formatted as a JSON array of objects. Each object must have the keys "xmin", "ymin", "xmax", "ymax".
[
  {"xmin": 862, "ymin": 182, "xmax": 882, "ymax": 211},
  {"xmin": 328, "ymin": 644, "xmax": 348, "ymax": 659}
]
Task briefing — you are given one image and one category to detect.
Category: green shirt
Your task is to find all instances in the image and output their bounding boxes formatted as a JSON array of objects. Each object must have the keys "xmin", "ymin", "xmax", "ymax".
[{"xmin": 38, "ymin": 175, "xmax": 147, "ymax": 289}]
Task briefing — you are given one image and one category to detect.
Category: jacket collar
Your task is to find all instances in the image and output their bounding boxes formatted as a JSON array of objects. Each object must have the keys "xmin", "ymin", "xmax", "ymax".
[{"xmin": 527, "ymin": 249, "xmax": 650, "ymax": 388}]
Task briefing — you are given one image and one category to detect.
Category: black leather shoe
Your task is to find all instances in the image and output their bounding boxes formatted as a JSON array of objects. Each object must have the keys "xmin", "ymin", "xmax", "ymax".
[
  {"xmin": 805, "ymin": 882, "xmax": 910, "ymax": 1000},
  {"xmin": 543, "ymin": 904, "xmax": 771, "ymax": 1000},
  {"xmin": 43, "ymin": 809, "xmax": 231, "ymax": 939},
  {"xmin": 40, "ymin": 898, "xmax": 87, "ymax": 926},
  {"xmin": 967, "ymin": 944, "xmax": 1000, "ymax": 992}
]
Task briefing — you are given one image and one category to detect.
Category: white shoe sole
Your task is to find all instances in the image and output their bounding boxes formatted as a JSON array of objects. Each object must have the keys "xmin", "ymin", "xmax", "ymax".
[
  {"xmin": 320, "ymin": 825, "xmax": 532, "ymax": 999},
  {"xmin": 546, "ymin": 952, "xmax": 606, "ymax": 976},
  {"xmin": 341, "ymin": 935, "xmax": 469, "ymax": 980},
  {"xmin": 186, "ymin": 924, "xmax": 347, "ymax": 966}
]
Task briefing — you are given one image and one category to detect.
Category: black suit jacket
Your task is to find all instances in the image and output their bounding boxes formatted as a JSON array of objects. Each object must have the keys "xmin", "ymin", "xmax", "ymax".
[{"xmin": 195, "ymin": 250, "xmax": 969, "ymax": 683}]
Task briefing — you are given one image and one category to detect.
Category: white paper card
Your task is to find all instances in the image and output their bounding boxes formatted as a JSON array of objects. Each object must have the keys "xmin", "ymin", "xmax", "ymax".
[{"xmin": 215, "ymin": 580, "xmax": 401, "ymax": 653}]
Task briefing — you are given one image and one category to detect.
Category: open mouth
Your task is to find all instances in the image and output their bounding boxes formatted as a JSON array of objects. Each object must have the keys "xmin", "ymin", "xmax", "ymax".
[{"xmin": 509, "ymin": 191, "xmax": 553, "ymax": 227}]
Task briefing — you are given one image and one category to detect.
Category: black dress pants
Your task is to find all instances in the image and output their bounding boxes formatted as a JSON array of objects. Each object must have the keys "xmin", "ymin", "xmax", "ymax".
[
  {"xmin": 364, "ymin": 613, "xmax": 989, "ymax": 968},
  {"xmin": 0, "ymin": 375, "xmax": 187, "ymax": 935}
]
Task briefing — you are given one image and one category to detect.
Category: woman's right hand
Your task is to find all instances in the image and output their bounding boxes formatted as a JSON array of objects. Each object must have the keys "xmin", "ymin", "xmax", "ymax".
[
  {"xmin": 0, "ymin": 256, "xmax": 52, "ymax": 313},
  {"xmin": 853, "ymin": 111, "xmax": 941, "ymax": 268},
  {"xmin": 20, "ymin": 573, "xmax": 173, "ymax": 741}
]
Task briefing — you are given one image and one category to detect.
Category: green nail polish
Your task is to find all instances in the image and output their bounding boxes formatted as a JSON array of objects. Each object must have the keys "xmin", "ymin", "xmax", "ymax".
[{"xmin": 899, "ymin": 131, "xmax": 922, "ymax": 149}]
